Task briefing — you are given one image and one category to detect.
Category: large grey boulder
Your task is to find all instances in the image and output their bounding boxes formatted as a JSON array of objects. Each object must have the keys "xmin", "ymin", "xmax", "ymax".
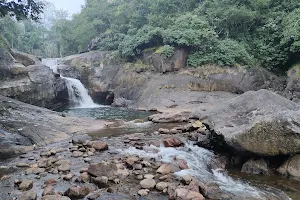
[
  {"xmin": 198, "ymin": 89, "xmax": 300, "ymax": 156},
  {"xmin": 277, "ymin": 154, "xmax": 300, "ymax": 180}
]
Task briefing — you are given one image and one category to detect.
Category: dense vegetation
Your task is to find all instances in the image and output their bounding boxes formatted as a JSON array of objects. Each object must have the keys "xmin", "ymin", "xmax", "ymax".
[{"xmin": 1, "ymin": 0, "xmax": 300, "ymax": 73}]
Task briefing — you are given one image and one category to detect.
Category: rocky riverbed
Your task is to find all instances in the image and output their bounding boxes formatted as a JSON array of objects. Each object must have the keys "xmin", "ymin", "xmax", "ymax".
[{"xmin": 0, "ymin": 117, "xmax": 296, "ymax": 200}]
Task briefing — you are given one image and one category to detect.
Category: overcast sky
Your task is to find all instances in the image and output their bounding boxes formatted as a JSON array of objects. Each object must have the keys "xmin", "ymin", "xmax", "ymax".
[{"xmin": 47, "ymin": 0, "xmax": 86, "ymax": 15}]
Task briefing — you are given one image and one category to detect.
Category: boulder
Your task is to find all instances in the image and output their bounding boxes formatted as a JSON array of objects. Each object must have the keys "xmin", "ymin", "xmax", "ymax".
[
  {"xmin": 163, "ymin": 137, "xmax": 184, "ymax": 148},
  {"xmin": 140, "ymin": 178, "xmax": 156, "ymax": 189},
  {"xmin": 72, "ymin": 134, "xmax": 92, "ymax": 145},
  {"xmin": 241, "ymin": 158, "xmax": 269, "ymax": 175},
  {"xmin": 64, "ymin": 186, "xmax": 92, "ymax": 199},
  {"xmin": 87, "ymin": 141, "xmax": 108, "ymax": 151},
  {"xmin": 42, "ymin": 195, "xmax": 71, "ymax": 200},
  {"xmin": 19, "ymin": 190, "xmax": 37, "ymax": 200},
  {"xmin": 277, "ymin": 154, "xmax": 300, "ymax": 179},
  {"xmin": 198, "ymin": 89, "xmax": 300, "ymax": 156},
  {"xmin": 87, "ymin": 162, "xmax": 118, "ymax": 177},
  {"xmin": 19, "ymin": 179, "xmax": 33, "ymax": 191},
  {"xmin": 156, "ymin": 164, "xmax": 180, "ymax": 175}
]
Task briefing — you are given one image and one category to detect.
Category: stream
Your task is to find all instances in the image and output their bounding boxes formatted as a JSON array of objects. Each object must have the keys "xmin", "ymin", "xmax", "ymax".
[{"xmin": 0, "ymin": 60, "xmax": 297, "ymax": 200}]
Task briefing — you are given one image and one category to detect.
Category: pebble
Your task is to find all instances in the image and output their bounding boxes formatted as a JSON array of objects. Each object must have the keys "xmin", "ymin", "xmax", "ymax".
[
  {"xmin": 138, "ymin": 189, "xmax": 150, "ymax": 196},
  {"xmin": 140, "ymin": 179, "xmax": 156, "ymax": 189}
]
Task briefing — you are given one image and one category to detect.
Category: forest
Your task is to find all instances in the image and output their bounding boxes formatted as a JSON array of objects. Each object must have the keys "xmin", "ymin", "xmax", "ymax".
[{"xmin": 0, "ymin": 0, "xmax": 300, "ymax": 73}]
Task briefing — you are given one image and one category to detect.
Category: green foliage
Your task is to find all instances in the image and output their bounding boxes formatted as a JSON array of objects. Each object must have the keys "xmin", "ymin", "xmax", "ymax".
[
  {"xmin": 155, "ymin": 45, "xmax": 175, "ymax": 58},
  {"xmin": 0, "ymin": 0, "xmax": 43, "ymax": 21},
  {"xmin": 188, "ymin": 40, "xmax": 254, "ymax": 67}
]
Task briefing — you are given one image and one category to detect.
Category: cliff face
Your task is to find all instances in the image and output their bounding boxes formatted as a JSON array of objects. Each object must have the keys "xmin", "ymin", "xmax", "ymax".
[
  {"xmin": 0, "ymin": 46, "xmax": 68, "ymax": 109},
  {"xmin": 56, "ymin": 49, "xmax": 289, "ymax": 110}
]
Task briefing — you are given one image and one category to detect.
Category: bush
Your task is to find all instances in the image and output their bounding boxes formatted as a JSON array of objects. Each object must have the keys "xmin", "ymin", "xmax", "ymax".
[
  {"xmin": 188, "ymin": 39, "xmax": 254, "ymax": 67},
  {"xmin": 155, "ymin": 45, "xmax": 175, "ymax": 58}
]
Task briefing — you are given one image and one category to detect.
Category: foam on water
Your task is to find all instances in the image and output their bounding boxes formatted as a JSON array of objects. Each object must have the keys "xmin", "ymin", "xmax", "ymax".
[
  {"xmin": 42, "ymin": 58, "xmax": 99, "ymax": 108},
  {"xmin": 121, "ymin": 142, "xmax": 291, "ymax": 199}
]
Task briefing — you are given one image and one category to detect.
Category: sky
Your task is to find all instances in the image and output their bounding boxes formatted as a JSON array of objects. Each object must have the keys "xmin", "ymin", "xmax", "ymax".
[{"xmin": 47, "ymin": 0, "xmax": 86, "ymax": 15}]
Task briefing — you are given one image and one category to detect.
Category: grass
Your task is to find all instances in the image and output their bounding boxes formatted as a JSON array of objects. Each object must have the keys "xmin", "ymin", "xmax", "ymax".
[{"xmin": 289, "ymin": 63, "xmax": 300, "ymax": 77}]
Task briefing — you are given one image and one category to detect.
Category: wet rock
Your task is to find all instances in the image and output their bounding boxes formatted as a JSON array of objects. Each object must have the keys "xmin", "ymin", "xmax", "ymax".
[
  {"xmin": 87, "ymin": 141, "xmax": 108, "ymax": 151},
  {"xmin": 42, "ymin": 195, "xmax": 71, "ymax": 200},
  {"xmin": 17, "ymin": 163, "xmax": 30, "ymax": 167},
  {"xmin": 43, "ymin": 185, "xmax": 56, "ymax": 196},
  {"xmin": 176, "ymin": 159, "xmax": 189, "ymax": 170},
  {"xmin": 188, "ymin": 180, "xmax": 200, "ymax": 193},
  {"xmin": 58, "ymin": 163, "xmax": 71, "ymax": 173},
  {"xmin": 72, "ymin": 151, "xmax": 84, "ymax": 157},
  {"xmin": 91, "ymin": 176, "xmax": 109, "ymax": 188},
  {"xmin": 138, "ymin": 189, "xmax": 150, "ymax": 196},
  {"xmin": 20, "ymin": 190, "xmax": 37, "ymax": 200},
  {"xmin": 64, "ymin": 186, "xmax": 92, "ymax": 199},
  {"xmin": 277, "ymin": 154, "xmax": 300, "ymax": 179},
  {"xmin": 163, "ymin": 137, "xmax": 184, "ymax": 147},
  {"xmin": 168, "ymin": 183, "xmax": 177, "ymax": 199},
  {"xmin": 72, "ymin": 134, "xmax": 92, "ymax": 145},
  {"xmin": 156, "ymin": 182, "xmax": 169, "ymax": 191},
  {"xmin": 88, "ymin": 162, "xmax": 118, "ymax": 177},
  {"xmin": 19, "ymin": 179, "xmax": 33, "ymax": 191},
  {"xmin": 84, "ymin": 158, "xmax": 92, "ymax": 163},
  {"xmin": 241, "ymin": 158, "xmax": 269, "ymax": 175},
  {"xmin": 140, "ymin": 179, "xmax": 156, "ymax": 189}
]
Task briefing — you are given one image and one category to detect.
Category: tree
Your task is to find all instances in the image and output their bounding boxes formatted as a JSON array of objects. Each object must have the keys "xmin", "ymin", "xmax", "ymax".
[{"xmin": 0, "ymin": 0, "xmax": 43, "ymax": 21}]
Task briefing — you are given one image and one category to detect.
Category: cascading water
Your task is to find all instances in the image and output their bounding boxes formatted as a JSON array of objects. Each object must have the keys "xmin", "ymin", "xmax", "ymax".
[
  {"xmin": 42, "ymin": 58, "xmax": 99, "ymax": 108},
  {"xmin": 121, "ymin": 143, "xmax": 291, "ymax": 200}
]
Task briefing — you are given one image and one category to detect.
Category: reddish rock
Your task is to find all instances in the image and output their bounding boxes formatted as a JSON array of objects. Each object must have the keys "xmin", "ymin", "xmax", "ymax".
[
  {"xmin": 163, "ymin": 137, "xmax": 184, "ymax": 147},
  {"xmin": 176, "ymin": 159, "xmax": 189, "ymax": 170},
  {"xmin": 87, "ymin": 141, "xmax": 108, "ymax": 151},
  {"xmin": 45, "ymin": 179, "xmax": 57, "ymax": 186}
]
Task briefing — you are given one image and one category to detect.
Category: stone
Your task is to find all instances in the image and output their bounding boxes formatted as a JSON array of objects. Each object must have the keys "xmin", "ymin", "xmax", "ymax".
[
  {"xmin": 64, "ymin": 186, "xmax": 92, "ymax": 199},
  {"xmin": 81, "ymin": 172, "xmax": 90, "ymax": 183},
  {"xmin": 72, "ymin": 134, "xmax": 92, "ymax": 144},
  {"xmin": 45, "ymin": 178, "xmax": 57, "ymax": 186},
  {"xmin": 17, "ymin": 163, "xmax": 30, "ymax": 167},
  {"xmin": 88, "ymin": 162, "xmax": 118, "ymax": 177},
  {"xmin": 43, "ymin": 186, "xmax": 56, "ymax": 196},
  {"xmin": 138, "ymin": 189, "xmax": 149, "ymax": 196},
  {"xmin": 241, "ymin": 158, "xmax": 269, "ymax": 175},
  {"xmin": 182, "ymin": 174, "xmax": 193, "ymax": 185},
  {"xmin": 198, "ymin": 89, "xmax": 300, "ymax": 156},
  {"xmin": 20, "ymin": 190, "xmax": 37, "ymax": 200},
  {"xmin": 63, "ymin": 173, "xmax": 74, "ymax": 181},
  {"xmin": 163, "ymin": 137, "xmax": 184, "ymax": 147},
  {"xmin": 72, "ymin": 151, "xmax": 84, "ymax": 157},
  {"xmin": 175, "ymin": 188, "xmax": 205, "ymax": 200},
  {"xmin": 144, "ymin": 174, "xmax": 155, "ymax": 179},
  {"xmin": 156, "ymin": 182, "xmax": 169, "ymax": 191},
  {"xmin": 84, "ymin": 158, "xmax": 92, "ymax": 163},
  {"xmin": 277, "ymin": 154, "xmax": 300, "ymax": 179},
  {"xmin": 133, "ymin": 163, "xmax": 142, "ymax": 170},
  {"xmin": 156, "ymin": 164, "xmax": 173, "ymax": 175},
  {"xmin": 137, "ymin": 175, "xmax": 144, "ymax": 180},
  {"xmin": 42, "ymin": 195, "xmax": 71, "ymax": 200},
  {"xmin": 58, "ymin": 163, "xmax": 71, "ymax": 172},
  {"xmin": 158, "ymin": 128, "xmax": 170, "ymax": 134},
  {"xmin": 91, "ymin": 176, "xmax": 109, "ymax": 188},
  {"xmin": 126, "ymin": 156, "xmax": 139, "ymax": 166},
  {"xmin": 87, "ymin": 141, "xmax": 108, "ymax": 151},
  {"xmin": 176, "ymin": 159, "xmax": 189, "ymax": 170},
  {"xmin": 19, "ymin": 179, "xmax": 33, "ymax": 191},
  {"xmin": 140, "ymin": 178, "xmax": 156, "ymax": 189}
]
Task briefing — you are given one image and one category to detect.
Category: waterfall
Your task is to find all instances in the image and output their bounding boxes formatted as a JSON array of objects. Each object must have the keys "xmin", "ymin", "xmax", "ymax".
[{"xmin": 42, "ymin": 58, "xmax": 99, "ymax": 108}]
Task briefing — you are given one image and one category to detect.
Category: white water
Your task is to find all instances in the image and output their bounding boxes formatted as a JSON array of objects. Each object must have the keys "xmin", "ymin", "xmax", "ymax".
[
  {"xmin": 42, "ymin": 58, "xmax": 99, "ymax": 108},
  {"xmin": 121, "ymin": 143, "xmax": 291, "ymax": 200}
]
